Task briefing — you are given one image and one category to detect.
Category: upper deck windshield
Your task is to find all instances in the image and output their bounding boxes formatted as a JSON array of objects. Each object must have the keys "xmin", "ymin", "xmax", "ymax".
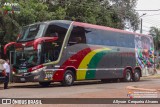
[
  {"xmin": 14, "ymin": 21, "xmax": 71, "ymax": 67},
  {"xmin": 17, "ymin": 24, "xmax": 46, "ymax": 42}
]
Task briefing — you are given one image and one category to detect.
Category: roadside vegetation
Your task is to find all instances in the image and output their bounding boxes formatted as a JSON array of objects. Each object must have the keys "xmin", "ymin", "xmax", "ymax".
[
  {"xmin": 0, "ymin": 0, "xmax": 139, "ymax": 48},
  {"xmin": 1, "ymin": 0, "xmax": 160, "ymax": 57}
]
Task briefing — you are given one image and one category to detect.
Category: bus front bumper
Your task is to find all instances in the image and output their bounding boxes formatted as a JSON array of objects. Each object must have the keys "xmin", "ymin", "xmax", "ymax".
[{"xmin": 13, "ymin": 70, "xmax": 48, "ymax": 83}]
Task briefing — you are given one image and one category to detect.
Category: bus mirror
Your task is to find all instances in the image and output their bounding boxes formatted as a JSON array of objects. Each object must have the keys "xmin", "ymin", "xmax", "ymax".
[
  {"xmin": 4, "ymin": 42, "xmax": 16, "ymax": 55},
  {"xmin": 33, "ymin": 37, "xmax": 58, "ymax": 50}
]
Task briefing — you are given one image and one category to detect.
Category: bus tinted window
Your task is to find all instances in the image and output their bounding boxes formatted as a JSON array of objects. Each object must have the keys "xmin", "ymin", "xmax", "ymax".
[
  {"xmin": 18, "ymin": 24, "xmax": 46, "ymax": 42},
  {"xmin": 85, "ymin": 28, "xmax": 135, "ymax": 48},
  {"xmin": 116, "ymin": 33, "xmax": 135, "ymax": 48},
  {"xmin": 45, "ymin": 23, "xmax": 70, "ymax": 37},
  {"xmin": 68, "ymin": 26, "xmax": 86, "ymax": 46},
  {"xmin": 42, "ymin": 23, "xmax": 70, "ymax": 62}
]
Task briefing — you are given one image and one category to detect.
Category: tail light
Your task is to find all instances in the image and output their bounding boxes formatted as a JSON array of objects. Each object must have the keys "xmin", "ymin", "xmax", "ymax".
[
  {"xmin": 2, "ymin": 70, "xmax": 6, "ymax": 76},
  {"xmin": 12, "ymin": 68, "xmax": 17, "ymax": 72}
]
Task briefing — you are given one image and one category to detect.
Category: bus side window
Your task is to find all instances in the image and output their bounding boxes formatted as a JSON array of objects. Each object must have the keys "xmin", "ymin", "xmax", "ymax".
[
  {"xmin": 43, "ymin": 23, "xmax": 69, "ymax": 62},
  {"xmin": 68, "ymin": 26, "xmax": 86, "ymax": 46},
  {"xmin": 45, "ymin": 25, "xmax": 54, "ymax": 37}
]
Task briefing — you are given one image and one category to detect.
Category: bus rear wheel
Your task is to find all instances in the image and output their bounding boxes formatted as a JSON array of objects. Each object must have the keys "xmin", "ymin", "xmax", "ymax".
[
  {"xmin": 39, "ymin": 82, "xmax": 51, "ymax": 87},
  {"xmin": 62, "ymin": 70, "xmax": 74, "ymax": 86},
  {"xmin": 123, "ymin": 69, "xmax": 132, "ymax": 82},
  {"xmin": 133, "ymin": 70, "xmax": 141, "ymax": 82}
]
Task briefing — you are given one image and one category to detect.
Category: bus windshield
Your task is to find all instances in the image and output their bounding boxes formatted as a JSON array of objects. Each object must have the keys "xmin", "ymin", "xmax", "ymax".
[
  {"xmin": 14, "ymin": 50, "xmax": 40, "ymax": 67},
  {"xmin": 17, "ymin": 24, "xmax": 46, "ymax": 42}
]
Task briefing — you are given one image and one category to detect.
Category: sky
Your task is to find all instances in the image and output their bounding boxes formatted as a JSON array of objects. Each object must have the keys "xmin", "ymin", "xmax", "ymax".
[{"xmin": 136, "ymin": 0, "xmax": 160, "ymax": 34}]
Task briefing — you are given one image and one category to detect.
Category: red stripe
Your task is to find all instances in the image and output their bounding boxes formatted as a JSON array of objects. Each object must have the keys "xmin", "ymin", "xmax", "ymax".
[{"xmin": 53, "ymin": 47, "xmax": 100, "ymax": 81}]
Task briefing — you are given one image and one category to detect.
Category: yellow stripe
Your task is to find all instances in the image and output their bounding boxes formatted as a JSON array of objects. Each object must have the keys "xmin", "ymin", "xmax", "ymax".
[{"xmin": 77, "ymin": 48, "xmax": 110, "ymax": 80}]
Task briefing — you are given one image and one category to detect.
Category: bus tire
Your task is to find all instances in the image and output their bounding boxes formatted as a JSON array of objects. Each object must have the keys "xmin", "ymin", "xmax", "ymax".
[
  {"xmin": 39, "ymin": 82, "xmax": 51, "ymax": 87},
  {"xmin": 133, "ymin": 70, "xmax": 141, "ymax": 82},
  {"xmin": 123, "ymin": 69, "xmax": 132, "ymax": 82},
  {"xmin": 62, "ymin": 70, "xmax": 74, "ymax": 86}
]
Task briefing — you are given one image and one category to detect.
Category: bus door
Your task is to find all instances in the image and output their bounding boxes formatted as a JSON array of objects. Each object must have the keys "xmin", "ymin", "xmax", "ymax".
[{"xmin": 41, "ymin": 23, "xmax": 70, "ymax": 63}]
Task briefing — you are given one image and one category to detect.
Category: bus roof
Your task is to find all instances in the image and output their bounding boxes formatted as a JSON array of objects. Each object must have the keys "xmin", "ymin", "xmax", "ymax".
[
  {"xmin": 26, "ymin": 20, "xmax": 151, "ymax": 37},
  {"xmin": 28, "ymin": 20, "xmax": 72, "ymax": 26},
  {"xmin": 73, "ymin": 21, "xmax": 152, "ymax": 37}
]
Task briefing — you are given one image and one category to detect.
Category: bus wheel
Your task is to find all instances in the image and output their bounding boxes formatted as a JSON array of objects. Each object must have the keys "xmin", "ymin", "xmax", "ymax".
[
  {"xmin": 133, "ymin": 70, "xmax": 140, "ymax": 82},
  {"xmin": 39, "ymin": 82, "xmax": 51, "ymax": 87},
  {"xmin": 62, "ymin": 70, "xmax": 74, "ymax": 86},
  {"xmin": 124, "ymin": 69, "xmax": 132, "ymax": 82}
]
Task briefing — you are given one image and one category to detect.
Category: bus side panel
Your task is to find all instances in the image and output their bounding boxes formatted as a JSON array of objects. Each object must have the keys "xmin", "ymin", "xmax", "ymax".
[
  {"xmin": 93, "ymin": 47, "xmax": 135, "ymax": 79},
  {"xmin": 120, "ymin": 48, "xmax": 136, "ymax": 68},
  {"xmin": 53, "ymin": 45, "xmax": 136, "ymax": 81},
  {"xmin": 52, "ymin": 44, "xmax": 95, "ymax": 81},
  {"xmin": 53, "ymin": 44, "xmax": 113, "ymax": 81},
  {"xmin": 95, "ymin": 50, "xmax": 123, "ymax": 79}
]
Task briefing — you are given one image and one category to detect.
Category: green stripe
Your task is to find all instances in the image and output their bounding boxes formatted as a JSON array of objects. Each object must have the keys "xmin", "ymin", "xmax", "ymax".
[{"xmin": 85, "ymin": 50, "xmax": 110, "ymax": 79}]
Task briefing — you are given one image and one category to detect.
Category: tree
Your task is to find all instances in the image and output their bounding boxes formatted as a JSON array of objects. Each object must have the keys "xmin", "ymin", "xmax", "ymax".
[
  {"xmin": 42, "ymin": 0, "xmax": 139, "ymax": 29},
  {"xmin": 109, "ymin": 0, "xmax": 140, "ymax": 31},
  {"xmin": 0, "ymin": 0, "xmax": 56, "ymax": 44},
  {"xmin": 149, "ymin": 27, "xmax": 160, "ymax": 50},
  {"xmin": 0, "ymin": 0, "xmax": 140, "ymax": 45}
]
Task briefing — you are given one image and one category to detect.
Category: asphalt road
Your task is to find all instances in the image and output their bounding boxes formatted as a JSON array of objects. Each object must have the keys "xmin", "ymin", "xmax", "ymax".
[
  {"xmin": 1, "ymin": 78, "xmax": 160, "ymax": 107},
  {"xmin": 0, "ymin": 78, "xmax": 160, "ymax": 98}
]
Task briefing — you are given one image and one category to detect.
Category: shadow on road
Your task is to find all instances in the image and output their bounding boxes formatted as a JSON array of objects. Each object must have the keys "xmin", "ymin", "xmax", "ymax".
[
  {"xmin": 11, "ymin": 81, "xmax": 102, "ymax": 89},
  {"xmin": 9, "ymin": 79, "xmax": 153, "ymax": 89}
]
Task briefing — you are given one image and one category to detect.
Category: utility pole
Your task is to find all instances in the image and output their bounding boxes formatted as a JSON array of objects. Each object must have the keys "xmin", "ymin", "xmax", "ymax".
[{"xmin": 140, "ymin": 18, "xmax": 143, "ymax": 33}]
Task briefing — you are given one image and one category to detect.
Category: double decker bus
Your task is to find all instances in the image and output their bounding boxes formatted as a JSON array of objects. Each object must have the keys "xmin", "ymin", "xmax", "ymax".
[{"xmin": 4, "ymin": 20, "xmax": 155, "ymax": 86}]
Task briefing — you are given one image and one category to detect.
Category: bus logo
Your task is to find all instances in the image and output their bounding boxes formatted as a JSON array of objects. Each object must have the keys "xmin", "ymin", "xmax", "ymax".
[{"xmin": 2, "ymin": 99, "xmax": 11, "ymax": 104}]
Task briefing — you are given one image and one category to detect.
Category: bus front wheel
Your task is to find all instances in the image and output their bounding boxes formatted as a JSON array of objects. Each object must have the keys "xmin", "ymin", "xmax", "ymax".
[
  {"xmin": 123, "ymin": 69, "xmax": 132, "ymax": 82},
  {"xmin": 62, "ymin": 70, "xmax": 74, "ymax": 86},
  {"xmin": 39, "ymin": 82, "xmax": 51, "ymax": 87}
]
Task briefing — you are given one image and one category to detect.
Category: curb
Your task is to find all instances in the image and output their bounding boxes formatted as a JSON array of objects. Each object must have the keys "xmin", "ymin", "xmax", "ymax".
[{"xmin": 126, "ymin": 86, "xmax": 160, "ymax": 92}]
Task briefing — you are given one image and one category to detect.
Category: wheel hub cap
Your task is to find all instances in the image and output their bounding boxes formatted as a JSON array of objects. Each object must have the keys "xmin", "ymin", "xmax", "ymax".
[{"xmin": 65, "ymin": 74, "xmax": 73, "ymax": 84}]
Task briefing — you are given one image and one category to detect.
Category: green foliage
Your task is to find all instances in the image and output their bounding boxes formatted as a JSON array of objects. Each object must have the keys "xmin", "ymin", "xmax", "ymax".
[
  {"xmin": 110, "ymin": 0, "xmax": 139, "ymax": 30},
  {"xmin": 0, "ymin": 0, "xmax": 56, "ymax": 43},
  {"xmin": 0, "ymin": 0, "xmax": 139, "ymax": 45},
  {"xmin": 65, "ymin": 0, "xmax": 100, "ymax": 24},
  {"xmin": 16, "ymin": 0, "xmax": 54, "ymax": 26},
  {"xmin": 149, "ymin": 27, "xmax": 160, "ymax": 50}
]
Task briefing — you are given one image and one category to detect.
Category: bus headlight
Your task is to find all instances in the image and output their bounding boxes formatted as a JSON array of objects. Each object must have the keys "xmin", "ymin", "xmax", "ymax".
[{"xmin": 12, "ymin": 71, "xmax": 15, "ymax": 75}]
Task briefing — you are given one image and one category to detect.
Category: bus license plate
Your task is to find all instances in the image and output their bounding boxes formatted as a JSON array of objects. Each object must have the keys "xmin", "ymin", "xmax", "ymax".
[
  {"xmin": 20, "ymin": 78, "xmax": 25, "ymax": 81},
  {"xmin": 18, "ymin": 69, "xmax": 27, "ymax": 73},
  {"xmin": 45, "ymin": 71, "xmax": 53, "ymax": 80}
]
